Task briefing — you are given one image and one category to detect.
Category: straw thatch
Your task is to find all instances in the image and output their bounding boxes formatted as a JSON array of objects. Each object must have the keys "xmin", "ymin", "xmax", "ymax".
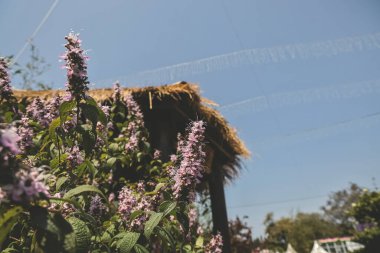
[{"xmin": 13, "ymin": 82, "xmax": 250, "ymax": 183}]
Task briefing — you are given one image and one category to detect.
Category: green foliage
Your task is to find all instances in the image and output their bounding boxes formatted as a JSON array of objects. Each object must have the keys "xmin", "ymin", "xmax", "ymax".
[
  {"xmin": 350, "ymin": 189, "xmax": 380, "ymax": 253},
  {"xmin": 321, "ymin": 183, "xmax": 363, "ymax": 235},
  {"xmin": 263, "ymin": 212, "xmax": 341, "ymax": 253},
  {"xmin": 0, "ymin": 34, "xmax": 221, "ymax": 253}
]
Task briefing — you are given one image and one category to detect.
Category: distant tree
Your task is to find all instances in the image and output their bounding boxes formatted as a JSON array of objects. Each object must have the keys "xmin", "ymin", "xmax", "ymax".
[
  {"xmin": 263, "ymin": 212, "xmax": 341, "ymax": 253},
  {"xmin": 8, "ymin": 42, "xmax": 52, "ymax": 90},
  {"xmin": 229, "ymin": 216, "xmax": 254, "ymax": 253},
  {"xmin": 321, "ymin": 183, "xmax": 363, "ymax": 235},
  {"xmin": 349, "ymin": 189, "xmax": 380, "ymax": 253}
]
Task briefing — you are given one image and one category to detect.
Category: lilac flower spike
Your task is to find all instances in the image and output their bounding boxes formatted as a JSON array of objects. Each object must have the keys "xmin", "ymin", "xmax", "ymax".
[
  {"xmin": 124, "ymin": 94, "xmax": 146, "ymax": 152},
  {"xmin": 62, "ymin": 32, "xmax": 89, "ymax": 101},
  {"xmin": 113, "ymin": 82, "xmax": 121, "ymax": 101},
  {"xmin": 171, "ymin": 121, "xmax": 206, "ymax": 202},
  {"xmin": 11, "ymin": 167, "xmax": 50, "ymax": 203},
  {"xmin": 0, "ymin": 58, "xmax": 14, "ymax": 101},
  {"xmin": 205, "ymin": 233, "xmax": 223, "ymax": 253},
  {"xmin": 0, "ymin": 127, "xmax": 21, "ymax": 155}
]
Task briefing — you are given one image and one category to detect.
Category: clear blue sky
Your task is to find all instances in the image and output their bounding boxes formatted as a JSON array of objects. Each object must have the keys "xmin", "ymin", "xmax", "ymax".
[{"xmin": 1, "ymin": 0, "xmax": 380, "ymax": 237}]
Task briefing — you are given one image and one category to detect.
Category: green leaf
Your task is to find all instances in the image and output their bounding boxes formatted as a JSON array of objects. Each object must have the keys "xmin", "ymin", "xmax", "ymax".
[
  {"xmin": 82, "ymin": 129, "xmax": 96, "ymax": 156},
  {"xmin": 144, "ymin": 212, "xmax": 164, "ymax": 239},
  {"xmin": 64, "ymin": 185, "xmax": 107, "ymax": 201},
  {"xmin": 195, "ymin": 236, "xmax": 204, "ymax": 248},
  {"xmin": 0, "ymin": 206, "xmax": 23, "ymax": 247},
  {"xmin": 106, "ymin": 157, "xmax": 117, "ymax": 167},
  {"xmin": 159, "ymin": 201, "xmax": 176, "ymax": 217},
  {"xmin": 80, "ymin": 104, "xmax": 99, "ymax": 129},
  {"xmin": 59, "ymin": 100, "xmax": 76, "ymax": 122},
  {"xmin": 146, "ymin": 183, "xmax": 165, "ymax": 196},
  {"xmin": 130, "ymin": 210, "xmax": 144, "ymax": 221},
  {"xmin": 50, "ymin": 154, "xmax": 68, "ymax": 170},
  {"xmin": 49, "ymin": 117, "xmax": 61, "ymax": 140},
  {"xmin": 133, "ymin": 244, "xmax": 150, "ymax": 253},
  {"xmin": 56, "ymin": 176, "xmax": 68, "ymax": 191},
  {"xmin": 117, "ymin": 232, "xmax": 140, "ymax": 253},
  {"xmin": 67, "ymin": 217, "xmax": 91, "ymax": 253}
]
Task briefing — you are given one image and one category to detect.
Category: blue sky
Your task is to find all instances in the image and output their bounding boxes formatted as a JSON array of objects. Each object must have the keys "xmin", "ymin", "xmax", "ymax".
[{"xmin": 1, "ymin": 0, "xmax": 380, "ymax": 237}]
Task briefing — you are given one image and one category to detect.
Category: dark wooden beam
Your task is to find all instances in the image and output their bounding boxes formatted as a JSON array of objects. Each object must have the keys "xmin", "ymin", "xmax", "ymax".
[{"xmin": 208, "ymin": 166, "xmax": 231, "ymax": 252}]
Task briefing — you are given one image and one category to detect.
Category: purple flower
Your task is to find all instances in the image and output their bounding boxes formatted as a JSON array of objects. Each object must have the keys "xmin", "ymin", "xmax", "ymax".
[
  {"xmin": 189, "ymin": 207, "xmax": 198, "ymax": 229},
  {"xmin": 27, "ymin": 97, "xmax": 51, "ymax": 127},
  {"xmin": 123, "ymin": 94, "xmax": 146, "ymax": 152},
  {"xmin": 205, "ymin": 233, "xmax": 223, "ymax": 253},
  {"xmin": 0, "ymin": 127, "xmax": 21, "ymax": 155},
  {"xmin": 89, "ymin": 195, "xmax": 107, "ymax": 217},
  {"xmin": 67, "ymin": 145, "xmax": 84, "ymax": 168},
  {"xmin": 10, "ymin": 167, "xmax": 50, "ymax": 203},
  {"xmin": 153, "ymin": 149, "xmax": 161, "ymax": 159},
  {"xmin": 117, "ymin": 185, "xmax": 153, "ymax": 231},
  {"xmin": 118, "ymin": 186, "xmax": 137, "ymax": 219},
  {"xmin": 0, "ymin": 58, "xmax": 14, "ymax": 101},
  {"xmin": 171, "ymin": 121, "xmax": 206, "ymax": 202},
  {"xmin": 45, "ymin": 95, "xmax": 62, "ymax": 122},
  {"xmin": 113, "ymin": 82, "xmax": 121, "ymax": 101},
  {"xmin": 17, "ymin": 117, "xmax": 34, "ymax": 152},
  {"xmin": 62, "ymin": 32, "xmax": 89, "ymax": 101}
]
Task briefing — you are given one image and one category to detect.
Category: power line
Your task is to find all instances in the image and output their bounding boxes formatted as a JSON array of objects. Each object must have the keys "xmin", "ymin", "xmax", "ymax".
[
  {"xmin": 12, "ymin": 0, "xmax": 60, "ymax": 65},
  {"xmin": 219, "ymin": 79, "xmax": 380, "ymax": 114},
  {"xmin": 228, "ymin": 194, "xmax": 327, "ymax": 209},
  {"xmin": 94, "ymin": 32, "xmax": 380, "ymax": 87},
  {"xmin": 256, "ymin": 111, "xmax": 380, "ymax": 149}
]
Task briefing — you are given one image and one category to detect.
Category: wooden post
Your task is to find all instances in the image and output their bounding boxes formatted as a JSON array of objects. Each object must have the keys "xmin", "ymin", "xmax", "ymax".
[{"xmin": 208, "ymin": 165, "xmax": 231, "ymax": 252}]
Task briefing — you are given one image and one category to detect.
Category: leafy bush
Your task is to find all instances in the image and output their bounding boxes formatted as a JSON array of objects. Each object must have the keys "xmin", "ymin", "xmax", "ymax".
[{"xmin": 0, "ymin": 33, "xmax": 222, "ymax": 253}]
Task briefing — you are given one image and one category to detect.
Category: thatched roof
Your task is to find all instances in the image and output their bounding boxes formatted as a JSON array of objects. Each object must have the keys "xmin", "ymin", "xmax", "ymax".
[{"xmin": 13, "ymin": 82, "xmax": 249, "ymax": 182}]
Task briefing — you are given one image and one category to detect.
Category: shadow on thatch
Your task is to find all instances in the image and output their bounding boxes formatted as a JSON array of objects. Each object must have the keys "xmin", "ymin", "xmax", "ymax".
[{"xmin": 13, "ymin": 82, "xmax": 250, "ymax": 183}]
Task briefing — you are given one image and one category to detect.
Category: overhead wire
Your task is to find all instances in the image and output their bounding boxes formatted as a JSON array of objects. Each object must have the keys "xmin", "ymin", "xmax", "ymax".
[
  {"xmin": 228, "ymin": 194, "xmax": 328, "ymax": 209},
  {"xmin": 11, "ymin": 0, "xmax": 60, "ymax": 65}
]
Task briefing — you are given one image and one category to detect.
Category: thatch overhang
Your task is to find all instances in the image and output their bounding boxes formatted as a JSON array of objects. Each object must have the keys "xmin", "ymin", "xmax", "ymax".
[{"xmin": 13, "ymin": 82, "xmax": 250, "ymax": 183}]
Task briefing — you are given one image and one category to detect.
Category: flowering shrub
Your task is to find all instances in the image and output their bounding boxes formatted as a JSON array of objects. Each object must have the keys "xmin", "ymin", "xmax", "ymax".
[{"xmin": 0, "ymin": 33, "xmax": 222, "ymax": 252}]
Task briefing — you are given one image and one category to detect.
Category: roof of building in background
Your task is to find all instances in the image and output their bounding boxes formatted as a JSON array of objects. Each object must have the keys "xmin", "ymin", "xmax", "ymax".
[{"xmin": 13, "ymin": 81, "xmax": 250, "ymax": 183}]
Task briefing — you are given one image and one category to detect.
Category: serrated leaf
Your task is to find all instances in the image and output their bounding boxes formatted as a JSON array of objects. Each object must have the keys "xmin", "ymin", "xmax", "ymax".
[
  {"xmin": 117, "ymin": 232, "xmax": 140, "ymax": 253},
  {"xmin": 67, "ymin": 217, "xmax": 91, "ymax": 253},
  {"xmin": 159, "ymin": 201, "xmax": 176, "ymax": 217},
  {"xmin": 144, "ymin": 212, "xmax": 163, "ymax": 238},
  {"xmin": 64, "ymin": 185, "xmax": 107, "ymax": 201}
]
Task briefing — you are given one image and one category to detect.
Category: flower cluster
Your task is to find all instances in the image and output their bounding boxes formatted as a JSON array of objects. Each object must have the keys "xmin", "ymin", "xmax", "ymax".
[
  {"xmin": 171, "ymin": 121, "xmax": 206, "ymax": 201},
  {"xmin": 0, "ymin": 127, "xmax": 21, "ymax": 168},
  {"xmin": 113, "ymin": 82, "xmax": 121, "ymax": 101},
  {"xmin": 62, "ymin": 32, "xmax": 89, "ymax": 101},
  {"xmin": 67, "ymin": 145, "xmax": 84, "ymax": 168},
  {"xmin": 89, "ymin": 195, "xmax": 108, "ymax": 217},
  {"xmin": 27, "ymin": 97, "xmax": 51, "ymax": 127},
  {"xmin": 205, "ymin": 233, "xmax": 223, "ymax": 253},
  {"xmin": 118, "ymin": 183, "xmax": 153, "ymax": 231},
  {"xmin": 10, "ymin": 167, "xmax": 50, "ymax": 203},
  {"xmin": 123, "ymin": 94, "xmax": 147, "ymax": 152},
  {"xmin": 17, "ymin": 117, "xmax": 34, "ymax": 153},
  {"xmin": 0, "ymin": 58, "xmax": 14, "ymax": 101}
]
